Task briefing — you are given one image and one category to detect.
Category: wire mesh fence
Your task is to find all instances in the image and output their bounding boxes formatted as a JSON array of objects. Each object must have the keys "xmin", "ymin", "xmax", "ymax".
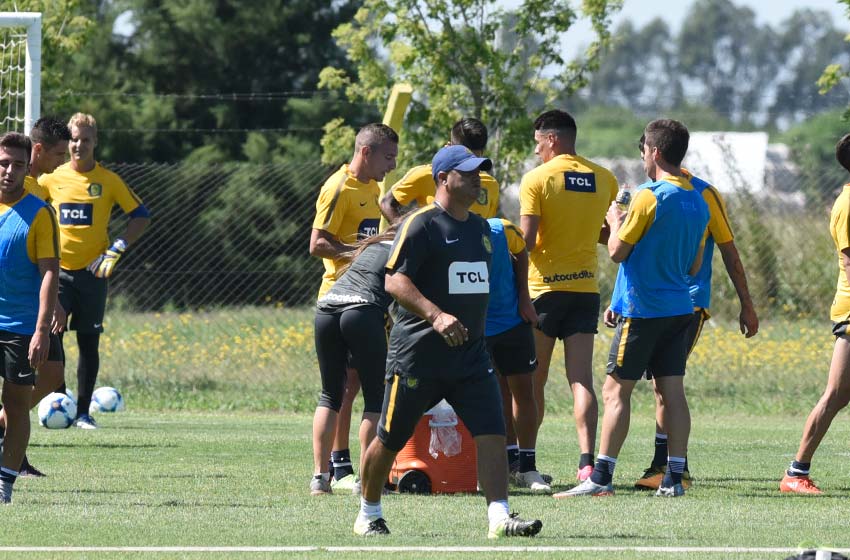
[{"xmin": 63, "ymin": 156, "xmax": 849, "ymax": 412}]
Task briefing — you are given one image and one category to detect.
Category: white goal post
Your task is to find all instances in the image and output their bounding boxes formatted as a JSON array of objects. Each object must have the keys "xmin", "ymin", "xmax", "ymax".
[{"xmin": 0, "ymin": 12, "xmax": 41, "ymax": 135}]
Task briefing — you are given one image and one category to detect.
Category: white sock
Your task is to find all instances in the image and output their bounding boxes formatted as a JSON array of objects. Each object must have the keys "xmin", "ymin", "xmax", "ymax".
[
  {"xmin": 487, "ymin": 500, "xmax": 510, "ymax": 526},
  {"xmin": 360, "ymin": 497, "xmax": 382, "ymax": 520}
]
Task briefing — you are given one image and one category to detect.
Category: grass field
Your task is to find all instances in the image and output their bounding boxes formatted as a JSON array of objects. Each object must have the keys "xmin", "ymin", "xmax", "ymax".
[
  {"xmin": 5, "ymin": 410, "xmax": 850, "ymax": 559},
  {"xmin": 63, "ymin": 306, "xmax": 836, "ymax": 416}
]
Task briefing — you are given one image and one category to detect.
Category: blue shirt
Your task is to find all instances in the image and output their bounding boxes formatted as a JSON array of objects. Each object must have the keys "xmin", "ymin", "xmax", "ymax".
[
  {"xmin": 0, "ymin": 194, "xmax": 47, "ymax": 335},
  {"xmin": 610, "ymin": 178, "xmax": 709, "ymax": 319},
  {"xmin": 486, "ymin": 218, "xmax": 522, "ymax": 336}
]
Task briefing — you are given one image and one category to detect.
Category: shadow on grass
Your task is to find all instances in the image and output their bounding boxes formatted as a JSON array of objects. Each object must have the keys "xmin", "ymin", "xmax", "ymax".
[{"xmin": 29, "ymin": 442, "xmax": 175, "ymax": 449}]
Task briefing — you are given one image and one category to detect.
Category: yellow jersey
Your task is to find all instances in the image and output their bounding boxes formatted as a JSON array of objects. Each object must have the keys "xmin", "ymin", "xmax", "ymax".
[
  {"xmin": 39, "ymin": 162, "xmax": 143, "ymax": 271},
  {"xmin": 24, "ymin": 175, "xmax": 50, "ymax": 201},
  {"xmin": 389, "ymin": 164, "xmax": 500, "ymax": 218},
  {"xmin": 830, "ymin": 184, "xmax": 850, "ymax": 322},
  {"xmin": 312, "ymin": 164, "xmax": 382, "ymax": 298},
  {"xmin": 519, "ymin": 153, "xmax": 618, "ymax": 296}
]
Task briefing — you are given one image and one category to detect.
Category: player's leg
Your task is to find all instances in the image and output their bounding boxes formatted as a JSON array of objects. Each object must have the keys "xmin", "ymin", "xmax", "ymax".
[
  {"xmin": 330, "ymin": 367, "xmax": 360, "ymax": 489},
  {"xmin": 493, "ymin": 323, "xmax": 547, "ymax": 492},
  {"xmin": 639, "ymin": 309, "xmax": 706, "ymax": 490},
  {"xmin": 556, "ymin": 316, "xmax": 649, "ymax": 498},
  {"xmin": 530, "ymin": 293, "xmax": 559, "ymax": 430},
  {"xmin": 449, "ymin": 368, "xmax": 541, "ymax": 538},
  {"xmin": 71, "ymin": 269, "xmax": 107, "ymax": 428},
  {"xmin": 0, "ymin": 332, "xmax": 36, "ymax": 503},
  {"xmin": 311, "ymin": 311, "xmax": 348, "ymax": 495},
  {"xmin": 340, "ymin": 306, "xmax": 387, "ymax": 492},
  {"xmin": 780, "ymin": 333, "xmax": 850, "ymax": 494},
  {"xmin": 647, "ymin": 314, "xmax": 693, "ymax": 496},
  {"xmin": 18, "ymin": 337, "xmax": 64, "ymax": 477},
  {"xmin": 356, "ymin": 372, "xmax": 434, "ymax": 536},
  {"xmin": 564, "ymin": 332, "xmax": 597, "ymax": 479},
  {"xmin": 497, "ymin": 375, "xmax": 518, "ymax": 472}
]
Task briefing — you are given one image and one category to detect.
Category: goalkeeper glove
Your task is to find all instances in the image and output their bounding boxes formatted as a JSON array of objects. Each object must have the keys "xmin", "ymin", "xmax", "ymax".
[{"xmin": 88, "ymin": 238, "xmax": 128, "ymax": 278}]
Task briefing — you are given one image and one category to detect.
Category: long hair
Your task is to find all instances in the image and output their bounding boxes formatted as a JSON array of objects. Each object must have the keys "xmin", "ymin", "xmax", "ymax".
[{"xmin": 336, "ymin": 222, "xmax": 400, "ymax": 278}]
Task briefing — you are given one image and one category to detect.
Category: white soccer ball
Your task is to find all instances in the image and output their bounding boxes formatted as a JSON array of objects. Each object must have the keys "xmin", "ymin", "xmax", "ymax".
[
  {"xmin": 38, "ymin": 392, "xmax": 77, "ymax": 429},
  {"xmin": 89, "ymin": 386, "xmax": 125, "ymax": 413}
]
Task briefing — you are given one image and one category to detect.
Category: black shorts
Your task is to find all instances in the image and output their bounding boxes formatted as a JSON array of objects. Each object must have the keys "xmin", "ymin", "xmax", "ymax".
[
  {"xmin": 377, "ymin": 366, "xmax": 506, "ymax": 452},
  {"xmin": 645, "ymin": 309, "xmax": 709, "ymax": 380},
  {"xmin": 533, "ymin": 291, "xmax": 600, "ymax": 339},
  {"xmin": 486, "ymin": 322, "xmax": 537, "ymax": 375},
  {"xmin": 606, "ymin": 314, "xmax": 692, "ymax": 381},
  {"xmin": 47, "ymin": 332, "xmax": 63, "ymax": 363},
  {"xmin": 58, "ymin": 268, "xmax": 108, "ymax": 333},
  {"xmin": 314, "ymin": 306, "xmax": 387, "ymax": 414},
  {"xmin": 0, "ymin": 330, "xmax": 37, "ymax": 386}
]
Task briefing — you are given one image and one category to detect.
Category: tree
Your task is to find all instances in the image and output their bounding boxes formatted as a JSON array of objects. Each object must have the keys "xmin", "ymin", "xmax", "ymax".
[
  {"xmin": 319, "ymin": 0, "xmax": 622, "ymax": 184},
  {"xmin": 817, "ymin": 0, "xmax": 850, "ymax": 120}
]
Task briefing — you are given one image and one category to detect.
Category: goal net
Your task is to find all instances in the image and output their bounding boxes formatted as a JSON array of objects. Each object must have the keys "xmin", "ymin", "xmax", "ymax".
[{"xmin": 0, "ymin": 12, "xmax": 41, "ymax": 135}]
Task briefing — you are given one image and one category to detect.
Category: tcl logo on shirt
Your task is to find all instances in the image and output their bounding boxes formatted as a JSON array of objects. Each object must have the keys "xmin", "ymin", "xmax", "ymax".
[
  {"xmin": 58, "ymin": 203, "xmax": 93, "ymax": 226},
  {"xmin": 358, "ymin": 218, "xmax": 379, "ymax": 238},
  {"xmin": 563, "ymin": 172, "xmax": 597, "ymax": 193},
  {"xmin": 448, "ymin": 261, "xmax": 489, "ymax": 294}
]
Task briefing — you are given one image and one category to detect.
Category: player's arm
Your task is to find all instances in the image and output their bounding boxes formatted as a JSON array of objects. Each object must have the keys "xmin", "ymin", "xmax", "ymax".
[
  {"xmin": 717, "ymin": 240, "xmax": 759, "ymax": 337},
  {"xmin": 309, "ymin": 228, "xmax": 355, "ymax": 259},
  {"xmin": 503, "ymin": 220, "xmax": 537, "ymax": 325},
  {"xmin": 689, "ymin": 235, "xmax": 706, "ymax": 277},
  {"xmin": 89, "ymin": 183, "xmax": 151, "ymax": 278},
  {"xmin": 385, "ymin": 271, "xmax": 468, "ymax": 347},
  {"xmin": 30, "ymin": 207, "xmax": 60, "ymax": 368},
  {"xmin": 379, "ymin": 191, "xmax": 403, "ymax": 222},
  {"xmin": 520, "ymin": 215, "xmax": 539, "ymax": 252},
  {"xmin": 608, "ymin": 189, "xmax": 655, "ymax": 262}
]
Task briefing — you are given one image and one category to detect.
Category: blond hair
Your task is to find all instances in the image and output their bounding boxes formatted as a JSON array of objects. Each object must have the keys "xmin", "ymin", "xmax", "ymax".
[{"xmin": 68, "ymin": 112, "xmax": 97, "ymax": 131}]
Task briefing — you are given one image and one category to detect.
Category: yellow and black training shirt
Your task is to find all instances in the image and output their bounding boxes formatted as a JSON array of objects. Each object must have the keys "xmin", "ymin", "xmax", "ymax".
[
  {"xmin": 519, "ymin": 153, "xmax": 618, "ymax": 296},
  {"xmin": 312, "ymin": 164, "xmax": 382, "ymax": 298},
  {"xmin": 389, "ymin": 164, "xmax": 500, "ymax": 218},
  {"xmin": 830, "ymin": 184, "xmax": 850, "ymax": 323}
]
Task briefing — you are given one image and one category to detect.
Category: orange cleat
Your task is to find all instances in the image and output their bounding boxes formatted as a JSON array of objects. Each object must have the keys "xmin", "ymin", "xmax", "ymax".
[{"xmin": 779, "ymin": 474, "xmax": 823, "ymax": 495}]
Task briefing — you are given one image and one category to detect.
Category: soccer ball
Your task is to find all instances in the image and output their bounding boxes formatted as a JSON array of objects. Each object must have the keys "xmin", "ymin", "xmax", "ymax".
[
  {"xmin": 89, "ymin": 387, "xmax": 125, "ymax": 413},
  {"xmin": 38, "ymin": 392, "xmax": 77, "ymax": 429}
]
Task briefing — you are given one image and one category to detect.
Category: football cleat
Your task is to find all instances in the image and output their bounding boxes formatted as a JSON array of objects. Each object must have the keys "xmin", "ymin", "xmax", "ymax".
[
  {"xmin": 74, "ymin": 414, "xmax": 98, "ymax": 430},
  {"xmin": 18, "ymin": 456, "xmax": 46, "ymax": 478},
  {"xmin": 310, "ymin": 475, "xmax": 331, "ymax": 496},
  {"xmin": 331, "ymin": 473, "xmax": 357, "ymax": 491},
  {"xmin": 514, "ymin": 470, "xmax": 552, "ymax": 494},
  {"xmin": 488, "ymin": 513, "xmax": 542, "ymax": 539},
  {"xmin": 635, "ymin": 465, "xmax": 665, "ymax": 489},
  {"xmin": 553, "ymin": 478, "xmax": 614, "ymax": 498},
  {"xmin": 577, "ymin": 465, "xmax": 594, "ymax": 482},
  {"xmin": 354, "ymin": 516, "xmax": 391, "ymax": 536},
  {"xmin": 656, "ymin": 483, "xmax": 685, "ymax": 497},
  {"xmin": 0, "ymin": 480, "xmax": 11, "ymax": 504},
  {"xmin": 780, "ymin": 474, "xmax": 822, "ymax": 495}
]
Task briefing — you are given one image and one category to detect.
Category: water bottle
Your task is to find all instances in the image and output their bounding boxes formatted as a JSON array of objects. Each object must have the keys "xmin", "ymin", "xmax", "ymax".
[{"xmin": 616, "ymin": 184, "xmax": 632, "ymax": 210}]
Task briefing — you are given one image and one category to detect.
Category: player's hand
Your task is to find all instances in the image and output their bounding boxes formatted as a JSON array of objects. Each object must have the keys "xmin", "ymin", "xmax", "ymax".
[
  {"xmin": 606, "ymin": 201, "xmax": 627, "ymax": 228},
  {"xmin": 740, "ymin": 305, "xmax": 759, "ymax": 338},
  {"xmin": 432, "ymin": 312, "xmax": 468, "ymax": 347},
  {"xmin": 518, "ymin": 298, "xmax": 539, "ymax": 327},
  {"xmin": 28, "ymin": 330, "xmax": 49, "ymax": 369},
  {"xmin": 88, "ymin": 238, "xmax": 128, "ymax": 278},
  {"xmin": 603, "ymin": 307, "xmax": 620, "ymax": 328},
  {"xmin": 52, "ymin": 302, "xmax": 67, "ymax": 335}
]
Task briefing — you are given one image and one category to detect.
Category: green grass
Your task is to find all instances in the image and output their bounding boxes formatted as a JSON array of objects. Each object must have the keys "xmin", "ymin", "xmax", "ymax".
[
  {"xmin": 65, "ymin": 306, "xmax": 838, "ymax": 416},
  {"xmin": 5, "ymin": 410, "xmax": 850, "ymax": 559}
]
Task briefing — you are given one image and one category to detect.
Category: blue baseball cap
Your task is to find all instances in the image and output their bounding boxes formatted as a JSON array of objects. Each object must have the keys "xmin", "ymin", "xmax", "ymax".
[{"xmin": 431, "ymin": 145, "xmax": 492, "ymax": 183}]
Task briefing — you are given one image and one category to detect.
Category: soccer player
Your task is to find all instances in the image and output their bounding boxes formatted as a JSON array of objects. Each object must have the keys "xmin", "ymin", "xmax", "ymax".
[
  {"xmin": 485, "ymin": 217, "xmax": 547, "ymax": 492},
  {"xmin": 0, "ymin": 116, "xmax": 71, "ymax": 477},
  {"xmin": 633, "ymin": 134, "xmax": 760, "ymax": 490},
  {"xmin": 39, "ymin": 113, "xmax": 151, "ymax": 429},
  {"xmin": 379, "ymin": 117, "xmax": 499, "ymax": 221},
  {"xmin": 309, "ymin": 123, "xmax": 398, "ymax": 490},
  {"xmin": 779, "ymin": 133, "xmax": 850, "ymax": 495},
  {"xmin": 355, "ymin": 145, "xmax": 542, "ymax": 538},
  {"xmin": 557, "ymin": 119, "xmax": 708, "ymax": 498},
  {"xmin": 0, "ymin": 132, "xmax": 59, "ymax": 503},
  {"xmin": 310, "ymin": 226, "xmax": 398, "ymax": 496},
  {"xmin": 519, "ymin": 109, "xmax": 618, "ymax": 481}
]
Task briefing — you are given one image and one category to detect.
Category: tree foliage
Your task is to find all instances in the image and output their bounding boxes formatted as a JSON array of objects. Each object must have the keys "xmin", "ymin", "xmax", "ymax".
[{"xmin": 319, "ymin": 0, "xmax": 622, "ymax": 183}]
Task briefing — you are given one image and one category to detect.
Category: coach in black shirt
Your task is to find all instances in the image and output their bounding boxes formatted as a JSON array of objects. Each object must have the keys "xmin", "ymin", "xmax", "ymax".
[{"xmin": 353, "ymin": 145, "xmax": 542, "ymax": 539}]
